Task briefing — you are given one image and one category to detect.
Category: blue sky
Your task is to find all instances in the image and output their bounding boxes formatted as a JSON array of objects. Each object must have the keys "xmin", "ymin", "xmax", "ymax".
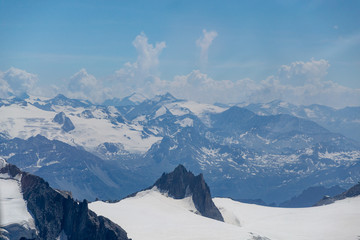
[{"xmin": 0, "ymin": 0, "xmax": 359, "ymax": 106}]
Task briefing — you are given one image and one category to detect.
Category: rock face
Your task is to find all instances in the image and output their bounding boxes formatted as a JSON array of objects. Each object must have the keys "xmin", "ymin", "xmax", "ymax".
[
  {"xmin": 314, "ymin": 182, "xmax": 360, "ymax": 206},
  {"xmin": 280, "ymin": 185, "xmax": 345, "ymax": 208},
  {"xmin": 0, "ymin": 134, "xmax": 147, "ymax": 201},
  {"xmin": 53, "ymin": 112, "xmax": 75, "ymax": 132},
  {"xmin": 153, "ymin": 165, "xmax": 224, "ymax": 222},
  {"xmin": 0, "ymin": 163, "xmax": 130, "ymax": 240}
]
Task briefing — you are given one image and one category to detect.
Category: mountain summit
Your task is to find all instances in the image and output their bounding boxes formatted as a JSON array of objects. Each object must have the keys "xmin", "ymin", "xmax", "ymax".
[
  {"xmin": 0, "ymin": 160, "xmax": 130, "ymax": 240},
  {"xmin": 153, "ymin": 165, "xmax": 224, "ymax": 221}
]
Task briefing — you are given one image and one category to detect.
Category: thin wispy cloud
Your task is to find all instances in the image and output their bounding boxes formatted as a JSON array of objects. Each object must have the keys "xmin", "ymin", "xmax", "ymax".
[
  {"xmin": 113, "ymin": 32, "xmax": 166, "ymax": 96},
  {"xmin": 196, "ymin": 29, "xmax": 218, "ymax": 68}
]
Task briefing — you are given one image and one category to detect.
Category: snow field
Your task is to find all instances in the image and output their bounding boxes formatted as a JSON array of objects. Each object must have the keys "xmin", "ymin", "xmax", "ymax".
[
  {"xmin": 0, "ymin": 176, "xmax": 35, "ymax": 230},
  {"xmin": 90, "ymin": 188, "xmax": 360, "ymax": 240},
  {"xmin": 214, "ymin": 196, "xmax": 360, "ymax": 240},
  {"xmin": 89, "ymin": 188, "xmax": 257, "ymax": 240},
  {"xmin": 0, "ymin": 102, "xmax": 162, "ymax": 153}
]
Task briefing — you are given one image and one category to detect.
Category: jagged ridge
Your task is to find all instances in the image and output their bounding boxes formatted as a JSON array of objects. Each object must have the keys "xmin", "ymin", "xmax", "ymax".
[
  {"xmin": 0, "ymin": 163, "xmax": 130, "ymax": 240},
  {"xmin": 153, "ymin": 164, "xmax": 224, "ymax": 222}
]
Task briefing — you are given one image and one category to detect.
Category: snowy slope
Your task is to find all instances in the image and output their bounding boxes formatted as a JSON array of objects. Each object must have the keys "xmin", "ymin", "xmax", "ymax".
[
  {"xmin": 90, "ymin": 188, "xmax": 360, "ymax": 240},
  {"xmin": 214, "ymin": 197, "xmax": 360, "ymax": 240},
  {"xmin": 0, "ymin": 164, "xmax": 36, "ymax": 235},
  {"xmin": 89, "ymin": 188, "xmax": 267, "ymax": 240},
  {"xmin": 0, "ymin": 96, "xmax": 161, "ymax": 153},
  {"xmin": 164, "ymin": 100, "xmax": 226, "ymax": 126},
  {"xmin": 1, "ymin": 93, "xmax": 360, "ymax": 204}
]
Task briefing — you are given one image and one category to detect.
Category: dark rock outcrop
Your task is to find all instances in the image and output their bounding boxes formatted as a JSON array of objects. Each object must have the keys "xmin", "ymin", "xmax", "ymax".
[
  {"xmin": 280, "ymin": 185, "xmax": 345, "ymax": 208},
  {"xmin": 53, "ymin": 112, "xmax": 75, "ymax": 132},
  {"xmin": 314, "ymin": 182, "xmax": 360, "ymax": 206},
  {"xmin": 81, "ymin": 109, "xmax": 94, "ymax": 119},
  {"xmin": 153, "ymin": 165, "xmax": 224, "ymax": 222},
  {"xmin": 0, "ymin": 163, "xmax": 130, "ymax": 240}
]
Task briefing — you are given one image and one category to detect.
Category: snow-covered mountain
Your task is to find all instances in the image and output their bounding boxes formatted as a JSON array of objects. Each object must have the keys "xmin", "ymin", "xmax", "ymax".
[
  {"xmin": 89, "ymin": 165, "xmax": 360, "ymax": 240},
  {"xmin": 0, "ymin": 93, "xmax": 359, "ymax": 203},
  {"xmin": 0, "ymin": 159, "xmax": 130, "ymax": 240},
  {"xmin": 0, "ymin": 94, "xmax": 161, "ymax": 153},
  {"xmin": 243, "ymin": 99, "xmax": 360, "ymax": 142},
  {"xmin": 213, "ymin": 196, "xmax": 360, "ymax": 240},
  {"xmin": 103, "ymin": 92, "xmax": 148, "ymax": 107},
  {"xmin": 90, "ymin": 165, "xmax": 270, "ymax": 240},
  {"xmin": 0, "ymin": 135, "xmax": 150, "ymax": 200}
]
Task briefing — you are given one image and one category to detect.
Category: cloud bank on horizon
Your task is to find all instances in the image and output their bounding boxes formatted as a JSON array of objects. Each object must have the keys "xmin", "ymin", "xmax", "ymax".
[{"xmin": 0, "ymin": 32, "xmax": 359, "ymax": 108}]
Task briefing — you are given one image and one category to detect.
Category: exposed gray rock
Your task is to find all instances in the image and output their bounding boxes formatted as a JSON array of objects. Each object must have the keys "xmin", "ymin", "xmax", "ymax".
[
  {"xmin": 280, "ymin": 185, "xmax": 345, "ymax": 208},
  {"xmin": 0, "ymin": 163, "xmax": 130, "ymax": 240},
  {"xmin": 53, "ymin": 112, "xmax": 75, "ymax": 132},
  {"xmin": 80, "ymin": 110, "xmax": 94, "ymax": 119},
  {"xmin": 314, "ymin": 182, "xmax": 360, "ymax": 206},
  {"xmin": 153, "ymin": 164, "xmax": 224, "ymax": 222}
]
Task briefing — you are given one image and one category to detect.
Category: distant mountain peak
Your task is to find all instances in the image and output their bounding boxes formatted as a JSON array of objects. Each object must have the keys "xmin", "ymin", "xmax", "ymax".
[
  {"xmin": 315, "ymin": 182, "xmax": 360, "ymax": 206},
  {"xmin": 47, "ymin": 94, "xmax": 92, "ymax": 108},
  {"xmin": 53, "ymin": 112, "xmax": 75, "ymax": 132},
  {"xmin": 54, "ymin": 93, "xmax": 68, "ymax": 100},
  {"xmin": 103, "ymin": 92, "xmax": 147, "ymax": 106},
  {"xmin": 153, "ymin": 164, "xmax": 224, "ymax": 221},
  {"xmin": 152, "ymin": 92, "xmax": 178, "ymax": 103},
  {"xmin": 127, "ymin": 92, "xmax": 147, "ymax": 103}
]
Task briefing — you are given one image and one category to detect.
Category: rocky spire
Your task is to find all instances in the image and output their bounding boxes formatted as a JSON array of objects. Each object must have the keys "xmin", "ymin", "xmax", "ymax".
[{"xmin": 153, "ymin": 164, "xmax": 224, "ymax": 222}]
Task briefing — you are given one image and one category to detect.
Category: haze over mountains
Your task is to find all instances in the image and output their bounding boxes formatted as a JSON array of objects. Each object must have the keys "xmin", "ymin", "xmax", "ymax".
[{"xmin": 0, "ymin": 92, "xmax": 359, "ymax": 204}]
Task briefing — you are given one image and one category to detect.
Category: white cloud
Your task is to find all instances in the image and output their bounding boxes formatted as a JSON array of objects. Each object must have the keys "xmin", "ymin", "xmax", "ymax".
[
  {"xmin": 0, "ymin": 78, "xmax": 11, "ymax": 98},
  {"xmin": 0, "ymin": 67, "xmax": 38, "ymax": 98},
  {"xmin": 66, "ymin": 68, "xmax": 111, "ymax": 103},
  {"xmin": 196, "ymin": 29, "xmax": 218, "ymax": 67},
  {"xmin": 150, "ymin": 59, "xmax": 360, "ymax": 108},
  {"xmin": 151, "ymin": 70, "xmax": 262, "ymax": 103},
  {"xmin": 277, "ymin": 58, "xmax": 330, "ymax": 86},
  {"xmin": 113, "ymin": 32, "xmax": 166, "ymax": 96},
  {"xmin": 1, "ymin": 57, "xmax": 358, "ymax": 108}
]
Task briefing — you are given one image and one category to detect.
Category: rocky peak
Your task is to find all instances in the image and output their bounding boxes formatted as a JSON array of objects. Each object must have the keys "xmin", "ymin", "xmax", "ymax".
[
  {"xmin": 151, "ymin": 92, "xmax": 178, "ymax": 103},
  {"xmin": 153, "ymin": 164, "xmax": 224, "ymax": 222},
  {"xmin": 48, "ymin": 94, "xmax": 91, "ymax": 108},
  {"xmin": 53, "ymin": 112, "xmax": 75, "ymax": 132},
  {"xmin": 0, "ymin": 163, "xmax": 130, "ymax": 240}
]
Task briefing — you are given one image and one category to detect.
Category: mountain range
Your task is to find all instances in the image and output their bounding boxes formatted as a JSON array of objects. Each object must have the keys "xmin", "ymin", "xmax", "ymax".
[
  {"xmin": 0, "ymin": 93, "xmax": 359, "ymax": 203},
  {"xmin": 2, "ymin": 158, "xmax": 360, "ymax": 240}
]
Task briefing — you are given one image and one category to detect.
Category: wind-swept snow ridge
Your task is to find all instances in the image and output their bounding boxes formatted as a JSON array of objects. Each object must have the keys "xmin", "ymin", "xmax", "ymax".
[
  {"xmin": 214, "ymin": 196, "xmax": 360, "ymax": 240},
  {"xmin": 90, "ymin": 188, "xmax": 268, "ymax": 240}
]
